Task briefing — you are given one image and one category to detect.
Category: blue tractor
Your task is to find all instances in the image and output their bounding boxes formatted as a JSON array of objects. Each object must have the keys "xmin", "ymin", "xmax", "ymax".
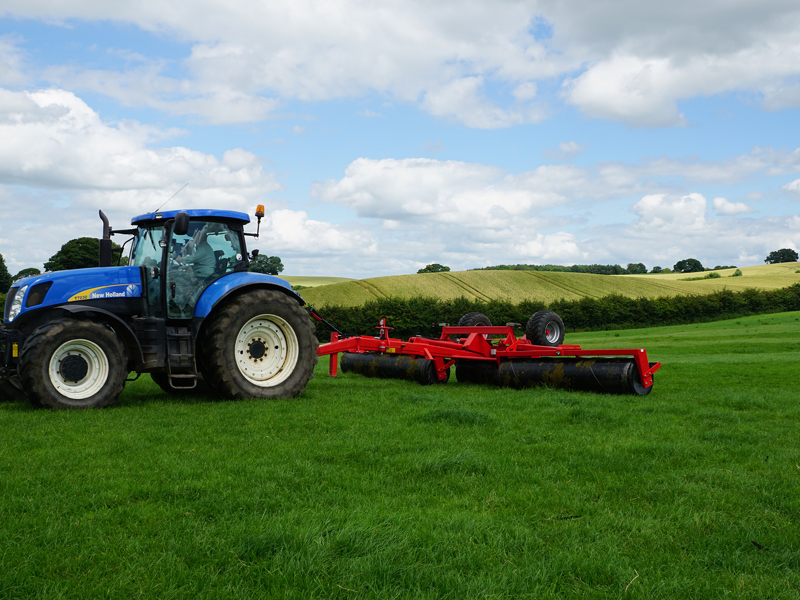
[{"xmin": 0, "ymin": 207, "xmax": 318, "ymax": 408}]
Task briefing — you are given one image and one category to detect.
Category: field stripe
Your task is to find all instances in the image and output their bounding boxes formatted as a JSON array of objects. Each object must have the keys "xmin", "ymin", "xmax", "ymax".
[
  {"xmin": 355, "ymin": 280, "xmax": 388, "ymax": 299},
  {"xmin": 440, "ymin": 273, "xmax": 494, "ymax": 301}
]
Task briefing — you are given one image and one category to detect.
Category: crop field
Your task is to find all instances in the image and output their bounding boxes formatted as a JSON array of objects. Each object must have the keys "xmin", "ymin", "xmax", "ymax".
[
  {"xmin": 299, "ymin": 262, "xmax": 800, "ymax": 307},
  {"xmin": 280, "ymin": 275, "xmax": 355, "ymax": 288},
  {"xmin": 1, "ymin": 312, "xmax": 799, "ymax": 598}
]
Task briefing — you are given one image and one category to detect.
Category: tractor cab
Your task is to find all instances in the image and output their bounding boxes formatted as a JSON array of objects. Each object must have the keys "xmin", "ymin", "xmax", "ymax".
[{"xmin": 129, "ymin": 210, "xmax": 250, "ymax": 319}]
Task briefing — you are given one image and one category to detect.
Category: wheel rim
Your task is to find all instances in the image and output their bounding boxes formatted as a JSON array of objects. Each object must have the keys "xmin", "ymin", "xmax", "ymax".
[
  {"xmin": 48, "ymin": 339, "xmax": 110, "ymax": 400},
  {"xmin": 234, "ymin": 314, "xmax": 299, "ymax": 387},
  {"xmin": 544, "ymin": 320, "xmax": 562, "ymax": 344}
]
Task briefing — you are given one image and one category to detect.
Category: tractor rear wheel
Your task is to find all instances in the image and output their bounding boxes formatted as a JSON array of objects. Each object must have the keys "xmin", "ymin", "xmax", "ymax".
[
  {"xmin": 19, "ymin": 319, "xmax": 128, "ymax": 409},
  {"xmin": 201, "ymin": 290, "xmax": 318, "ymax": 399},
  {"xmin": 526, "ymin": 310, "xmax": 565, "ymax": 346}
]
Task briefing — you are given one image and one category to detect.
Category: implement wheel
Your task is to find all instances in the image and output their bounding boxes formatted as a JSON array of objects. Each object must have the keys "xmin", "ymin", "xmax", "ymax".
[
  {"xmin": 457, "ymin": 312, "xmax": 492, "ymax": 327},
  {"xmin": 19, "ymin": 319, "xmax": 128, "ymax": 409},
  {"xmin": 526, "ymin": 310, "xmax": 565, "ymax": 346},
  {"xmin": 201, "ymin": 290, "xmax": 319, "ymax": 399}
]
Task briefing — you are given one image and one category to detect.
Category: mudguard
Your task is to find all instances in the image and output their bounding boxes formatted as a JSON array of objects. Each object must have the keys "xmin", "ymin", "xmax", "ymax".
[{"xmin": 194, "ymin": 272, "xmax": 302, "ymax": 318}]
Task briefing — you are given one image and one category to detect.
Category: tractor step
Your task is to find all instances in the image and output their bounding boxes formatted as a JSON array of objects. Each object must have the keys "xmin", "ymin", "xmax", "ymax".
[{"xmin": 165, "ymin": 327, "xmax": 197, "ymax": 390}]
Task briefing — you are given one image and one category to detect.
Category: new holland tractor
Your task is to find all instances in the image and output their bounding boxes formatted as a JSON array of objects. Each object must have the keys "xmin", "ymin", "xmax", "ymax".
[{"xmin": 0, "ymin": 207, "xmax": 318, "ymax": 409}]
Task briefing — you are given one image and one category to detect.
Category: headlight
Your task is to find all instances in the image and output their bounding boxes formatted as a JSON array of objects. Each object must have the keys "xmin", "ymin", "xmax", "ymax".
[{"xmin": 7, "ymin": 285, "xmax": 27, "ymax": 322}]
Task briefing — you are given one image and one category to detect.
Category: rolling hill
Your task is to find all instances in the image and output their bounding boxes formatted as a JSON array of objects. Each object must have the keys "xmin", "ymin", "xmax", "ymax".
[{"xmin": 296, "ymin": 262, "xmax": 800, "ymax": 307}]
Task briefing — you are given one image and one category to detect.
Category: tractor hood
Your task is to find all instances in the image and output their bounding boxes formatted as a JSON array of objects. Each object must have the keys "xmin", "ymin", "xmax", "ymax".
[{"xmin": 4, "ymin": 267, "xmax": 142, "ymax": 324}]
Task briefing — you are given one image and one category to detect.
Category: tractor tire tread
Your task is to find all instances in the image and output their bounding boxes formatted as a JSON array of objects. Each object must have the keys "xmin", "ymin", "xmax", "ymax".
[
  {"xmin": 201, "ymin": 290, "xmax": 318, "ymax": 400},
  {"xmin": 19, "ymin": 318, "xmax": 127, "ymax": 409},
  {"xmin": 457, "ymin": 312, "xmax": 492, "ymax": 327}
]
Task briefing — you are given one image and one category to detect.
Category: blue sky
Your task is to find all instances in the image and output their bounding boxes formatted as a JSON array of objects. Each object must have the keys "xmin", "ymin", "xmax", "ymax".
[{"xmin": 1, "ymin": 1, "xmax": 799, "ymax": 277}]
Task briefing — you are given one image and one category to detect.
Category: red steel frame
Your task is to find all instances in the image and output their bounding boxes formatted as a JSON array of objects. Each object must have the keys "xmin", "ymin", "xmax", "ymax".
[{"xmin": 317, "ymin": 319, "xmax": 661, "ymax": 389}]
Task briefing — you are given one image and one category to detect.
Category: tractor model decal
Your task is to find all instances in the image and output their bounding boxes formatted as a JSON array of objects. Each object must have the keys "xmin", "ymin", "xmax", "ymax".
[{"xmin": 68, "ymin": 284, "xmax": 142, "ymax": 302}]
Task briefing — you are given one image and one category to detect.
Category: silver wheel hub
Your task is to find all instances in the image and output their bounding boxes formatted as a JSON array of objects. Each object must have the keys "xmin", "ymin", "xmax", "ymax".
[
  {"xmin": 544, "ymin": 320, "xmax": 562, "ymax": 344},
  {"xmin": 48, "ymin": 339, "xmax": 110, "ymax": 399},
  {"xmin": 234, "ymin": 314, "xmax": 299, "ymax": 387}
]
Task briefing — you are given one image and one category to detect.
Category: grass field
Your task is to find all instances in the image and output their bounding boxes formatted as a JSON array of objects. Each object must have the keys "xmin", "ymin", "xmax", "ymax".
[
  {"xmin": 299, "ymin": 262, "xmax": 800, "ymax": 307},
  {"xmin": 2, "ymin": 312, "xmax": 799, "ymax": 598}
]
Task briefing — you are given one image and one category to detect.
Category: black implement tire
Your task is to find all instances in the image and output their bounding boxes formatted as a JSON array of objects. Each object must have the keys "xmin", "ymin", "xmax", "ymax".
[
  {"xmin": 18, "ymin": 319, "xmax": 127, "ymax": 409},
  {"xmin": 457, "ymin": 312, "xmax": 492, "ymax": 327},
  {"xmin": 201, "ymin": 290, "xmax": 318, "ymax": 399},
  {"xmin": 526, "ymin": 310, "xmax": 565, "ymax": 346}
]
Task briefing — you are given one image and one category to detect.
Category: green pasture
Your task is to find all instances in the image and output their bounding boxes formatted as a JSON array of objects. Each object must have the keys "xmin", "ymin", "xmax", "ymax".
[
  {"xmin": 300, "ymin": 262, "xmax": 800, "ymax": 307},
  {"xmin": 1, "ymin": 312, "xmax": 799, "ymax": 598}
]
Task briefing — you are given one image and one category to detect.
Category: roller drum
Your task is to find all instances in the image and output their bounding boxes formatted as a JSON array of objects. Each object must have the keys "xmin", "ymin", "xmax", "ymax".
[
  {"xmin": 340, "ymin": 352, "xmax": 449, "ymax": 385},
  {"xmin": 498, "ymin": 358, "xmax": 652, "ymax": 395},
  {"xmin": 455, "ymin": 360, "xmax": 499, "ymax": 385}
]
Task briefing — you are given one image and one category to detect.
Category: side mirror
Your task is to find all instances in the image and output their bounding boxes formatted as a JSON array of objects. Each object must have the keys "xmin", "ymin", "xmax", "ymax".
[{"xmin": 174, "ymin": 212, "xmax": 190, "ymax": 236}]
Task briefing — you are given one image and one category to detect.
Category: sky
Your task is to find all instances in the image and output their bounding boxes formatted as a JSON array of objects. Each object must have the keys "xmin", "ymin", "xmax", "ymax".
[{"xmin": 1, "ymin": 0, "xmax": 799, "ymax": 278}]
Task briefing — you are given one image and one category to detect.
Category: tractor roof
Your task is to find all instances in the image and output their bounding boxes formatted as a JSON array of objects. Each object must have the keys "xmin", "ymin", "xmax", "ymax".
[{"xmin": 131, "ymin": 209, "xmax": 250, "ymax": 226}]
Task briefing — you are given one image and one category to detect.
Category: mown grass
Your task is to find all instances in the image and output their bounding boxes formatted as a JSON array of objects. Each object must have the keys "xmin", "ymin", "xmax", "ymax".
[
  {"xmin": 1, "ymin": 312, "xmax": 799, "ymax": 598},
  {"xmin": 300, "ymin": 262, "xmax": 800, "ymax": 307}
]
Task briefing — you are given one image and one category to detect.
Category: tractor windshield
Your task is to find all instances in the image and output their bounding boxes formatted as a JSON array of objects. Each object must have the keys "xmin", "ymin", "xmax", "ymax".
[{"xmin": 166, "ymin": 220, "xmax": 244, "ymax": 318}]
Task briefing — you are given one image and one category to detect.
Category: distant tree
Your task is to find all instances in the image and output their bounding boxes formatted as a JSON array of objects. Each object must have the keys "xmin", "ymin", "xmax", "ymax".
[
  {"xmin": 13, "ymin": 267, "xmax": 41, "ymax": 281},
  {"xmin": 0, "ymin": 252, "xmax": 11, "ymax": 293},
  {"xmin": 249, "ymin": 255, "xmax": 284, "ymax": 275},
  {"xmin": 626, "ymin": 263, "xmax": 647, "ymax": 274},
  {"xmin": 764, "ymin": 248, "xmax": 799, "ymax": 264},
  {"xmin": 673, "ymin": 258, "xmax": 705, "ymax": 273},
  {"xmin": 418, "ymin": 263, "xmax": 451, "ymax": 273},
  {"xmin": 44, "ymin": 237, "xmax": 126, "ymax": 271},
  {"xmin": 650, "ymin": 266, "xmax": 663, "ymax": 274}
]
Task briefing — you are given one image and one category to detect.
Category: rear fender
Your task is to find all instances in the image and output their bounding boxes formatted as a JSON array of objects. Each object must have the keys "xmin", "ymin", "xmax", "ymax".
[{"xmin": 194, "ymin": 273, "xmax": 304, "ymax": 320}]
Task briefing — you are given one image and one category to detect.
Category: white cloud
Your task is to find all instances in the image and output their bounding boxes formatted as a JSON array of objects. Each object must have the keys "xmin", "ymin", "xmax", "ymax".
[
  {"xmin": 632, "ymin": 193, "xmax": 707, "ymax": 231},
  {"xmin": 6, "ymin": 1, "xmax": 800, "ymax": 127},
  {"xmin": 783, "ymin": 178, "xmax": 800, "ymax": 195},
  {"xmin": 0, "ymin": 88, "xmax": 280, "ymax": 204},
  {"xmin": 0, "ymin": 35, "xmax": 27, "ymax": 86},
  {"xmin": 544, "ymin": 141, "xmax": 585, "ymax": 161},
  {"xmin": 712, "ymin": 196, "xmax": 753, "ymax": 216}
]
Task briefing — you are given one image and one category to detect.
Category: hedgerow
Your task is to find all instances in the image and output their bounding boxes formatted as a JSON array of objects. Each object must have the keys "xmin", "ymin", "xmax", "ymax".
[{"xmin": 311, "ymin": 284, "xmax": 800, "ymax": 340}]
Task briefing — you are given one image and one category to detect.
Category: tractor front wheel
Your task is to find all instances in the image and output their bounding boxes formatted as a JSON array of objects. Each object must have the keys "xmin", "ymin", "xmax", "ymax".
[
  {"xmin": 201, "ymin": 290, "xmax": 318, "ymax": 399},
  {"xmin": 19, "ymin": 319, "xmax": 128, "ymax": 409}
]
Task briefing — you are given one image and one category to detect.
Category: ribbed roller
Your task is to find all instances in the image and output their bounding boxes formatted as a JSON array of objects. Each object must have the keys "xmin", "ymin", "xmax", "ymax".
[
  {"xmin": 497, "ymin": 358, "xmax": 652, "ymax": 395},
  {"xmin": 340, "ymin": 352, "xmax": 450, "ymax": 385},
  {"xmin": 455, "ymin": 360, "xmax": 499, "ymax": 385}
]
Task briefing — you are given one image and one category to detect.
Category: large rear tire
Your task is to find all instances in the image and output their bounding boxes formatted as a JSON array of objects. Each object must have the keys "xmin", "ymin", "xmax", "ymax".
[
  {"xmin": 526, "ymin": 310, "xmax": 565, "ymax": 346},
  {"xmin": 19, "ymin": 319, "xmax": 128, "ymax": 409},
  {"xmin": 201, "ymin": 290, "xmax": 318, "ymax": 399}
]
